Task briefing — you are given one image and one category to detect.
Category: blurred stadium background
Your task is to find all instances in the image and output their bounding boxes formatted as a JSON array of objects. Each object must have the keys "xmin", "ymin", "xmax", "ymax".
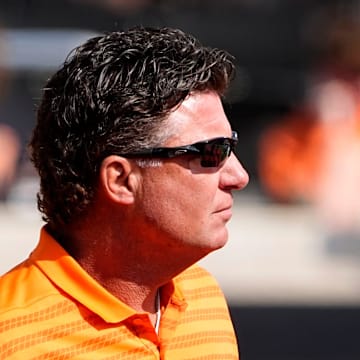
[{"xmin": 1, "ymin": 1, "xmax": 360, "ymax": 359}]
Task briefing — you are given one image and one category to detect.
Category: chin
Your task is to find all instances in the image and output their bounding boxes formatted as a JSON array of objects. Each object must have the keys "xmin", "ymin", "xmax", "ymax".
[
  {"xmin": 214, "ymin": 237, "xmax": 229, "ymax": 250},
  {"xmin": 203, "ymin": 229, "xmax": 229, "ymax": 252}
]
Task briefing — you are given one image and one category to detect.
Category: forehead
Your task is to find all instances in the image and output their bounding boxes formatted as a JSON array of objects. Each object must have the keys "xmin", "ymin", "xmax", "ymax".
[{"xmin": 164, "ymin": 91, "xmax": 232, "ymax": 145}]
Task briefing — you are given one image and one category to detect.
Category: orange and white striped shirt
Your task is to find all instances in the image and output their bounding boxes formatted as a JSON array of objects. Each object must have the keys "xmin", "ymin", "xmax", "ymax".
[{"xmin": 0, "ymin": 227, "xmax": 239, "ymax": 359}]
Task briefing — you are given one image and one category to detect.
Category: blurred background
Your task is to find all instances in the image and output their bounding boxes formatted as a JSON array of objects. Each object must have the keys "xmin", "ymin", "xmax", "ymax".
[{"xmin": 1, "ymin": 0, "xmax": 360, "ymax": 359}]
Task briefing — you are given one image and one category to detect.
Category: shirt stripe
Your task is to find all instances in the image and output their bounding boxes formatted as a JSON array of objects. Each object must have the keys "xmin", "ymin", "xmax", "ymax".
[{"xmin": 0, "ymin": 227, "xmax": 239, "ymax": 359}]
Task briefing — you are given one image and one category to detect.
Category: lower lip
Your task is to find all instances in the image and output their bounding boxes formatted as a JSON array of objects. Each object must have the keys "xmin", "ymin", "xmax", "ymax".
[{"xmin": 218, "ymin": 208, "xmax": 232, "ymax": 220}]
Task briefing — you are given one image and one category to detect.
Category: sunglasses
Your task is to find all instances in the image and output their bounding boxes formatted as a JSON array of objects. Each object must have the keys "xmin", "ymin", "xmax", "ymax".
[{"xmin": 117, "ymin": 131, "xmax": 238, "ymax": 168}]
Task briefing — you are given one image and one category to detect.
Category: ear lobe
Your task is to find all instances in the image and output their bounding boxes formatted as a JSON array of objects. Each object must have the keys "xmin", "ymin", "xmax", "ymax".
[{"xmin": 99, "ymin": 155, "xmax": 137, "ymax": 205}]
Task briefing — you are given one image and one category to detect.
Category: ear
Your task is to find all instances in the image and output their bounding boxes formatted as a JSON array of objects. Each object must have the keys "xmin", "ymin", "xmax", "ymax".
[{"xmin": 99, "ymin": 155, "xmax": 138, "ymax": 205}]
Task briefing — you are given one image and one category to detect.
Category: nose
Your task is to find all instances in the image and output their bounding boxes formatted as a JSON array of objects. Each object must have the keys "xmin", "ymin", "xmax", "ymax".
[{"xmin": 220, "ymin": 152, "xmax": 249, "ymax": 191}]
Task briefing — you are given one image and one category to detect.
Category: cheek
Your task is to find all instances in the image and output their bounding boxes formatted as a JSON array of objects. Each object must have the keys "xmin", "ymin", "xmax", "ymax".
[
  {"xmin": 140, "ymin": 168, "xmax": 217, "ymax": 233},
  {"xmin": 145, "ymin": 177, "xmax": 196, "ymax": 219}
]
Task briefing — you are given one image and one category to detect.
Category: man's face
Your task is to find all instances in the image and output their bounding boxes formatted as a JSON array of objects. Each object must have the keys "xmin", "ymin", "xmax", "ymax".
[{"xmin": 133, "ymin": 91, "xmax": 249, "ymax": 262}]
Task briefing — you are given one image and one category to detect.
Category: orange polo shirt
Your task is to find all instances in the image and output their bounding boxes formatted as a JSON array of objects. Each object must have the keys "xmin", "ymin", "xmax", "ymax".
[{"xmin": 0, "ymin": 227, "xmax": 239, "ymax": 359}]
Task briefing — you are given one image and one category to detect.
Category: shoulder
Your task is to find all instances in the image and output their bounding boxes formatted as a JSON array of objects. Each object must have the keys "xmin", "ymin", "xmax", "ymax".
[
  {"xmin": 170, "ymin": 264, "xmax": 238, "ymax": 354},
  {"xmin": 0, "ymin": 260, "xmax": 30, "ymax": 309},
  {"xmin": 176, "ymin": 263, "xmax": 220, "ymax": 284},
  {"xmin": 174, "ymin": 264, "xmax": 227, "ymax": 304},
  {"xmin": 0, "ymin": 259, "xmax": 60, "ymax": 315}
]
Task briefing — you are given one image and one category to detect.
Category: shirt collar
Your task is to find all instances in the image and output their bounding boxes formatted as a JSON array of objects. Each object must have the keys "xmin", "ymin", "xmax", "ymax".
[
  {"xmin": 30, "ymin": 227, "xmax": 187, "ymax": 323},
  {"xmin": 30, "ymin": 227, "xmax": 137, "ymax": 323}
]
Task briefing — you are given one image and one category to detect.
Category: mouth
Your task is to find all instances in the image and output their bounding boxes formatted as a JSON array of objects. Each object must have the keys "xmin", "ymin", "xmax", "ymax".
[
  {"xmin": 221, "ymin": 207, "xmax": 232, "ymax": 215},
  {"xmin": 214, "ymin": 205, "xmax": 233, "ymax": 221}
]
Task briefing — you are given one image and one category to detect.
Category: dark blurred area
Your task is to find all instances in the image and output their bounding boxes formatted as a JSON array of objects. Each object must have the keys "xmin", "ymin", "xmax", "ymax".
[
  {"xmin": 231, "ymin": 305, "xmax": 360, "ymax": 360},
  {"xmin": 1, "ymin": 1, "xmax": 360, "ymax": 358},
  {"xmin": 1, "ymin": 0, "xmax": 358, "ymax": 182},
  {"xmin": 0, "ymin": 0, "xmax": 337, "ymax": 190}
]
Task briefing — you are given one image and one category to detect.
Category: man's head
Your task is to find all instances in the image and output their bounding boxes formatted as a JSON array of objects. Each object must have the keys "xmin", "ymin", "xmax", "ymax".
[{"xmin": 30, "ymin": 27, "xmax": 236, "ymax": 227}]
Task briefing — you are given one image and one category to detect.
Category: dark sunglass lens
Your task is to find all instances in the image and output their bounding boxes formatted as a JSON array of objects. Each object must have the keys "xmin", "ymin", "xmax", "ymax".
[{"xmin": 200, "ymin": 142, "xmax": 230, "ymax": 167}]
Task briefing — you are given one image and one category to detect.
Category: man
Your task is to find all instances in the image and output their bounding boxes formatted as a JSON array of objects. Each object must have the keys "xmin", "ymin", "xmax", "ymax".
[
  {"xmin": 0, "ymin": 27, "xmax": 249, "ymax": 359},
  {"xmin": 0, "ymin": 124, "xmax": 20, "ymax": 201}
]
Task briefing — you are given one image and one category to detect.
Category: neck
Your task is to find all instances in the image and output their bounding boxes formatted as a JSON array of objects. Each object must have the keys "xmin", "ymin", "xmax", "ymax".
[
  {"xmin": 52, "ymin": 222, "xmax": 173, "ymax": 315},
  {"xmin": 52, "ymin": 207, "xmax": 205, "ymax": 315}
]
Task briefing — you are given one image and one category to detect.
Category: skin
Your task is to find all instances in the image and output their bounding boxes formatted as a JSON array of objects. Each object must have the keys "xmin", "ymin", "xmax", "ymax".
[{"xmin": 60, "ymin": 90, "xmax": 249, "ymax": 326}]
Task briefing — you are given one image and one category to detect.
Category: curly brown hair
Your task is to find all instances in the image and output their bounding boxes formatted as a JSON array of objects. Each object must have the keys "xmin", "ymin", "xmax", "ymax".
[{"xmin": 29, "ymin": 26, "xmax": 235, "ymax": 227}]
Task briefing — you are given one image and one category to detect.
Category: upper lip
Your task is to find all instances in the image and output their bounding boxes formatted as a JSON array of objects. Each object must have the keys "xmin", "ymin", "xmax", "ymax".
[{"xmin": 214, "ymin": 202, "xmax": 233, "ymax": 213}]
